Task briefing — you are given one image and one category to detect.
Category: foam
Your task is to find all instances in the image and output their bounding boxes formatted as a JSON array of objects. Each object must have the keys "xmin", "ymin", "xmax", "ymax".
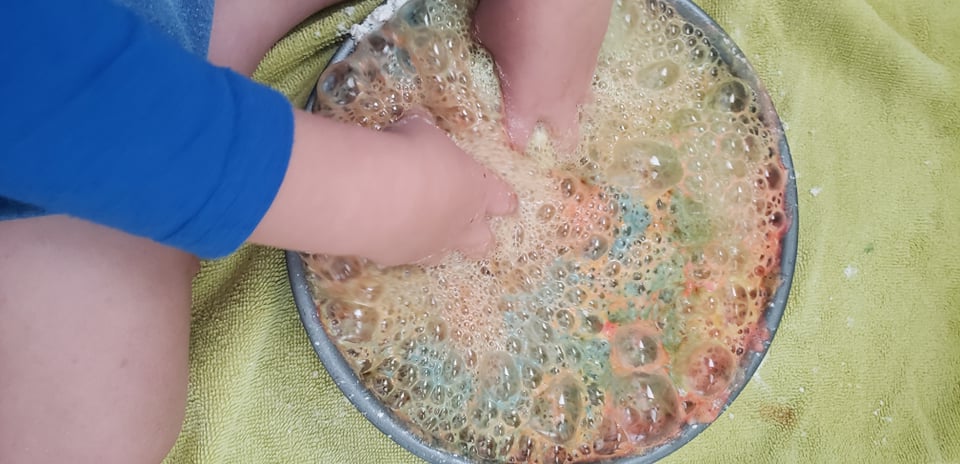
[{"xmin": 306, "ymin": 0, "xmax": 789, "ymax": 461}]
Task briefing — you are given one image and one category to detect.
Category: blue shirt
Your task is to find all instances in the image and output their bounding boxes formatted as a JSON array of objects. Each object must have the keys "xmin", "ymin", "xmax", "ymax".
[
  {"xmin": 0, "ymin": 0, "xmax": 294, "ymax": 258},
  {"xmin": 113, "ymin": 0, "xmax": 214, "ymax": 56}
]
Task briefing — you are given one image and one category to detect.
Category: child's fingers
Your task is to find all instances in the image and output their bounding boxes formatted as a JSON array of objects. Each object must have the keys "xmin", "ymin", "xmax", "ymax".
[
  {"xmin": 502, "ymin": 88, "xmax": 583, "ymax": 155},
  {"xmin": 545, "ymin": 104, "xmax": 582, "ymax": 155},
  {"xmin": 481, "ymin": 171, "xmax": 518, "ymax": 217},
  {"xmin": 415, "ymin": 252, "xmax": 445, "ymax": 268},
  {"xmin": 501, "ymin": 96, "xmax": 537, "ymax": 152},
  {"xmin": 456, "ymin": 220, "xmax": 495, "ymax": 260}
]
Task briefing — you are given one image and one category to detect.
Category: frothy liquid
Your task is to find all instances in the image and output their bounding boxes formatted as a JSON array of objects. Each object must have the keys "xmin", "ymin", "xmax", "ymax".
[{"xmin": 307, "ymin": 0, "xmax": 788, "ymax": 461}]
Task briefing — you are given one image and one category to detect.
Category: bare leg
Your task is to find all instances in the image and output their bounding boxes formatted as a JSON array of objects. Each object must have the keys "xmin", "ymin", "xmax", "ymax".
[
  {"xmin": 208, "ymin": 0, "xmax": 345, "ymax": 74},
  {"xmin": 0, "ymin": 216, "xmax": 197, "ymax": 463},
  {"xmin": 0, "ymin": 2, "xmax": 350, "ymax": 461}
]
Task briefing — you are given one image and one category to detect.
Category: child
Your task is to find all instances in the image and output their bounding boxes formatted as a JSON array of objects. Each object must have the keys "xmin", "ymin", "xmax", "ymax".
[{"xmin": 0, "ymin": 0, "xmax": 612, "ymax": 462}]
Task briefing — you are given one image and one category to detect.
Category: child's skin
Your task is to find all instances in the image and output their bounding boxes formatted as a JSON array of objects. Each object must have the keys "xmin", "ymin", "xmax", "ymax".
[
  {"xmin": 475, "ymin": 0, "xmax": 614, "ymax": 151},
  {"xmin": 0, "ymin": 0, "xmax": 611, "ymax": 462}
]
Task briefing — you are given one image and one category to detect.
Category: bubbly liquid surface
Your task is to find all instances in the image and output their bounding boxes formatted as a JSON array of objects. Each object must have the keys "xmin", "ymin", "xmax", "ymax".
[{"xmin": 308, "ymin": 0, "xmax": 788, "ymax": 461}]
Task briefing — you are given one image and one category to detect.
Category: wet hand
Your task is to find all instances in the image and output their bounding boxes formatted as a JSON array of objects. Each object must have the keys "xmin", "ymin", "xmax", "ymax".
[
  {"xmin": 359, "ymin": 115, "xmax": 517, "ymax": 266},
  {"xmin": 248, "ymin": 111, "xmax": 515, "ymax": 266},
  {"xmin": 474, "ymin": 0, "xmax": 613, "ymax": 153}
]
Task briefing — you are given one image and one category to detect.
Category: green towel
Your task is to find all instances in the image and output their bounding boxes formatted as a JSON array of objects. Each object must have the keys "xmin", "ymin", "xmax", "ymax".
[{"xmin": 163, "ymin": 0, "xmax": 960, "ymax": 462}]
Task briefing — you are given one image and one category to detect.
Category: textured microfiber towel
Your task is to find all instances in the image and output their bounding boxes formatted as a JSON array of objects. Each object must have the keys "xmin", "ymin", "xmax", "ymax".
[{"xmin": 163, "ymin": 0, "xmax": 960, "ymax": 462}]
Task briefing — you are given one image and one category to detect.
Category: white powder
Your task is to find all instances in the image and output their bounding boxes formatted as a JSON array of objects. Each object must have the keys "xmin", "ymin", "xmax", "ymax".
[
  {"xmin": 843, "ymin": 264, "xmax": 858, "ymax": 279},
  {"xmin": 350, "ymin": 0, "xmax": 413, "ymax": 40}
]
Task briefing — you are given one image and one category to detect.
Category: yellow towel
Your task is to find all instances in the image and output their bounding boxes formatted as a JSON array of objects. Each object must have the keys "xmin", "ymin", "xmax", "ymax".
[{"xmin": 164, "ymin": 0, "xmax": 960, "ymax": 462}]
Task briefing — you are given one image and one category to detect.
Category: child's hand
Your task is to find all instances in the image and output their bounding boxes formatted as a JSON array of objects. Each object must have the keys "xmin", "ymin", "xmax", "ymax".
[
  {"xmin": 250, "ymin": 111, "xmax": 516, "ymax": 267},
  {"xmin": 357, "ymin": 115, "xmax": 517, "ymax": 266},
  {"xmin": 474, "ymin": 0, "xmax": 613, "ymax": 152}
]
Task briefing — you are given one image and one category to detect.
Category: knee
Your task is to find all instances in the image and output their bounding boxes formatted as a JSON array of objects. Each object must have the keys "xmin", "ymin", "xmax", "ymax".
[
  {"xmin": 96, "ymin": 388, "xmax": 189, "ymax": 463},
  {"xmin": 136, "ymin": 385, "xmax": 189, "ymax": 464},
  {"xmin": 0, "ymin": 216, "xmax": 194, "ymax": 464},
  {"xmin": 84, "ymin": 346, "xmax": 190, "ymax": 464},
  {"xmin": 0, "ymin": 378, "xmax": 188, "ymax": 464}
]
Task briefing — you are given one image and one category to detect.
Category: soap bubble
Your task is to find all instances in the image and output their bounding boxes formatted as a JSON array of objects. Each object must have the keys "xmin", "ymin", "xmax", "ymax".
[
  {"xmin": 479, "ymin": 352, "xmax": 521, "ymax": 400},
  {"xmin": 612, "ymin": 373, "xmax": 681, "ymax": 444},
  {"xmin": 397, "ymin": 0, "xmax": 432, "ymax": 27},
  {"xmin": 530, "ymin": 374, "xmax": 585, "ymax": 444},
  {"xmin": 609, "ymin": 139, "xmax": 684, "ymax": 197},
  {"xmin": 324, "ymin": 301, "xmax": 379, "ymax": 343},
  {"xmin": 682, "ymin": 342, "xmax": 735, "ymax": 396},
  {"xmin": 320, "ymin": 62, "xmax": 361, "ymax": 105},
  {"xmin": 636, "ymin": 60, "xmax": 680, "ymax": 90},
  {"xmin": 709, "ymin": 79, "xmax": 750, "ymax": 113},
  {"xmin": 610, "ymin": 322, "xmax": 665, "ymax": 372}
]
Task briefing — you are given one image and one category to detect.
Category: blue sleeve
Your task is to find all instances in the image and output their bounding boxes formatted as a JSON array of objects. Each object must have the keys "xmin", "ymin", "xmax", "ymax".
[{"xmin": 0, "ymin": 0, "xmax": 294, "ymax": 259}]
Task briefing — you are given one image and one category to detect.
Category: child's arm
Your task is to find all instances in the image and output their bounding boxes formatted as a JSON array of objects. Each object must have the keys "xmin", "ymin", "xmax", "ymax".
[
  {"xmin": 1, "ymin": 0, "xmax": 514, "ymax": 266},
  {"xmin": 250, "ymin": 112, "xmax": 516, "ymax": 266},
  {"xmin": 474, "ymin": 0, "xmax": 614, "ymax": 152}
]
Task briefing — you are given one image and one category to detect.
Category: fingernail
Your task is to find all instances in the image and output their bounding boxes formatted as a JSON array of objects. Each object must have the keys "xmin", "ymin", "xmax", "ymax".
[
  {"xmin": 488, "ymin": 187, "xmax": 518, "ymax": 216},
  {"xmin": 505, "ymin": 191, "xmax": 518, "ymax": 214}
]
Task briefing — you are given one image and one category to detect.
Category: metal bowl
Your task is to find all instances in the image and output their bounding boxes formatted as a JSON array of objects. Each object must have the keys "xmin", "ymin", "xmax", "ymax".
[{"xmin": 287, "ymin": 1, "xmax": 798, "ymax": 462}]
